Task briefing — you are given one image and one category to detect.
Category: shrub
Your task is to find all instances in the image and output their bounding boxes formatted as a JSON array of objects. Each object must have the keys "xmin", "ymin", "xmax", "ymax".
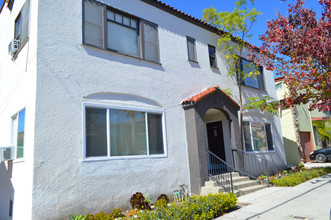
[
  {"xmin": 110, "ymin": 208, "xmax": 125, "ymax": 218},
  {"xmin": 85, "ymin": 214, "xmax": 94, "ymax": 220},
  {"xmin": 92, "ymin": 211, "xmax": 112, "ymax": 220},
  {"xmin": 157, "ymin": 194, "xmax": 169, "ymax": 203},
  {"xmin": 136, "ymin": 193, "xmax": 237, "ymax": 220},
  {"xmin": 130, "ymin": 192, "xmax": 149, "ymax": 210},
  {"xmin": 154, "ymin": 198, "xmax": 168, "ymax": 209},
  {"xmin": 69, "ymin": 214, "xmax": 87, "ymax": 220},
  {"xmin": 272, "ymin": 167, "xmax": 331, "ymax": 187}
]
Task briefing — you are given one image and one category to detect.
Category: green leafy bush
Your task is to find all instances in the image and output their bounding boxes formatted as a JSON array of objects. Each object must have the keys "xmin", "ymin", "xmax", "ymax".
[
  {"xmin": 154, "ymin": 197, "xmax": 168, "ymax": 209},
  {"xmin": 91, "ymin": 211, "xmax": 111, "ymax": 220},
  {"xmin": 69, "ymin": 214, "xmax": 87, "ymax": 220},
  {"xmin": 110, "ymin": 208, "xmax": 125, "ymax": 218},
  {"xmin": 157, "ymin": 194, "xmax": 169, "ymax": 203},
  {"xmin": 137, "ymin": 193, "xmax": 237, "ymax": 220},
  {"xmin": 272, "ymin": 167, "xmax": 331, "ymax": 187}
]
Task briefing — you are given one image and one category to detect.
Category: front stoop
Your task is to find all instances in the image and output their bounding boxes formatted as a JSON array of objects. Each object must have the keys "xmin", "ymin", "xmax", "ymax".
[{"xmin": 201, "ymin": 172, "xmax": 267, "ymax": 196}]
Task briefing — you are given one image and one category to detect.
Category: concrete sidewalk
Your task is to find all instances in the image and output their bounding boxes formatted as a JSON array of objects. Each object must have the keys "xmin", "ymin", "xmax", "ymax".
[{"xmin": 217, "ymin": 173, "xmax": 331, "ymax": 220}]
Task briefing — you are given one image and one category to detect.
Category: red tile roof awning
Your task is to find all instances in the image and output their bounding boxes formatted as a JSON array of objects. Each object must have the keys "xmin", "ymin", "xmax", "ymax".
[
  {"xmin": 182, "ymin": 86, "xmax": 239, "ymax": 107},
  {"xmin": 311, "ymin": 117, "xmax": 330, "ymax": 121},
  {"xmin": 274, "ymin": 76, "xmax": 285, "ymax": 82}
]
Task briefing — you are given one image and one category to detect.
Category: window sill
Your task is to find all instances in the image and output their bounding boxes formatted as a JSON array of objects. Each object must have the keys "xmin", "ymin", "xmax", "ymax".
[
  {"xmin": 12, "ymin": 37, "xmax": 29, "ymax": 60},
  {"xmin": 245, "ymin": 150, "xmax": 276, "ymax": 154},
  {"xmin": 188, "ymin": 59, "xmax": 198, "ymax": 64},
  {"xmin": 13, "ymin": 158, "xmax": 24, "ymax": 163},
  {"xmin": 210, "ymin": 65, "xmax": 219, "ymax": 70},
  {"xmin": 241, "ymin": 84, "xmax": 267, "ymax": 92},
  {"xmin": 82, "ymin": 44, "xmax": 162, "ymax": 66},
  {"xmin": 83, "ymin": 154, "xmax": 168, "ymax": 162}
]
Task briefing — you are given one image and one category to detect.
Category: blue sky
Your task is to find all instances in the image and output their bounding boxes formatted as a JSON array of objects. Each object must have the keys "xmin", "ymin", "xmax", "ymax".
[{"xmin": 161, "ymin": 0, "xmax": 322, "ymax": 47}]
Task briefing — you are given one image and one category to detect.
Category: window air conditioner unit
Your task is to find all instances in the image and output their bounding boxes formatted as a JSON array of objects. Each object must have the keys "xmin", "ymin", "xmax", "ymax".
[
  {"xmin": 0, "ymin": 146, "xmax": 15, "ymax": 162},
  {"xmin": 8, "ymin": 39, "xmax": 19, "ymax": 55}
]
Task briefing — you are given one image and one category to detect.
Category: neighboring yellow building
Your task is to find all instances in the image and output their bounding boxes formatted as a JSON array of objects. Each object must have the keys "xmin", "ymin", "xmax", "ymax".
[{"xmin": 275, "ymin": 76, "xmax": 331, "ymax": 165}]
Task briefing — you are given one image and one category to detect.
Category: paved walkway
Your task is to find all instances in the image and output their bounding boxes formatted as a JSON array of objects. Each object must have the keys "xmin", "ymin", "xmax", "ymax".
[{"xmin": 217, "ymin": 172, "xmax": 331, "ymax": 220}]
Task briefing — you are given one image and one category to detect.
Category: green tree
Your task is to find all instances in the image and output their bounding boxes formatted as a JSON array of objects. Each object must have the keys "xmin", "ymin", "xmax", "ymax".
[
  {"xmin": 203, "ymin": 0, "xmax": 278, "ymax": 150},
  {"xmin": 313, "ymin": 120, "xmax": 331, "ymax": 148}
]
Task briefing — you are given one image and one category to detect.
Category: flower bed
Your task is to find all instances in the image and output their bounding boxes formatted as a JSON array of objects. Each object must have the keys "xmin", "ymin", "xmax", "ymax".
[
  {"xmin": 258, "ymin": 166, "xmax": 331, "ymax": 187},
  {"xmin": 69, "ymin": 192, "xmax": 237, "ymax": 220}
]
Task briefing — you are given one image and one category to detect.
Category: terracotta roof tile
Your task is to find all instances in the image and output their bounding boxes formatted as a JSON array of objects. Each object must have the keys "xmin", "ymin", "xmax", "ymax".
[
  {"xmin": 274, "ymin": 76, "xmax": 285, "ymax": 82},
  {"xmin": 182, "ymin": 86, "xmax": 239, "ymax": 107},
  {"xmin": 141, "ymin": 0, "xmax": 259, "ymax": 51}
]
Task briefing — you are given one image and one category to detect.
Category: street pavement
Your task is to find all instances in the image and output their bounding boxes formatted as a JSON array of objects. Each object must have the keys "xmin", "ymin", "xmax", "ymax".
[{"xmin": 217, "ymin": 169, "xmax": 331, "ymax": 220}]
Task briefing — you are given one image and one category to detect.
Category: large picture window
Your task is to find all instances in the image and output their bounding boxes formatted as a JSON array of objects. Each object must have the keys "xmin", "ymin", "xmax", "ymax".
[
  {"xmin": 243, "ymin": 121, "xmax": 274, "ymax": 152},
  {"xmin": 85, "ymin": 106, "xmax": 165, "ymax": 158},
  {"xmin": 84, "ymin": 0, "xmax": 160, "ymax": 63},
  {"xmin": 12, "ymin": 108, "xmax": 25, "ymax": 159},
  {"xmin": 239, "ymin": 58, "xmax": 264, "ymax": 90}
]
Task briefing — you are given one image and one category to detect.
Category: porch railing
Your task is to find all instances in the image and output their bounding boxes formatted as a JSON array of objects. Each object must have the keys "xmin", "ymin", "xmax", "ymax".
[
  {"xmin": 232, "ymin": 148, "xmax": 270, "ymax": 186},
  {"xmin": 207, "ymin": 150, "xmax": 234, "ymax": 193}
]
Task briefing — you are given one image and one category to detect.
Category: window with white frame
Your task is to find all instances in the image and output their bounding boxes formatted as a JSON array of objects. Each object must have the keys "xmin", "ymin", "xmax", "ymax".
[
  {"xmin": 84, "ymin": 106, "xmax": 165, "ymax": 158},
  {"xmin": 275, "ymin": 82, "xmax": 283, "ymax": 90},
  {"xmin": 187, "ymin": 36, "xmax": 197, "ymax": 62},
  {"xmin": 14, "ymin": 0, "xmax": 30, "ymax": 48},
  {"xmin": 243, "ymin": 121, "xmax": 274, "ymax": 152},
  {"xmin": 12, "ymin": 108, "xmax": 25, "ymax": 159},
  {"xmin": 84, "ymin": 0, "xmax": 160, "ymax": 63},
  {"xmin": 239, "ymin": 58, "xmax": 264, "ymax": 90}
]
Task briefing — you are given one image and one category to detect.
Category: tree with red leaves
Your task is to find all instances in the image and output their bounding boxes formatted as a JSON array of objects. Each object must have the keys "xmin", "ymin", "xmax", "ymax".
[{"xmin": 254, "ymin": 0, "xmax": 330, "ymax": 111}]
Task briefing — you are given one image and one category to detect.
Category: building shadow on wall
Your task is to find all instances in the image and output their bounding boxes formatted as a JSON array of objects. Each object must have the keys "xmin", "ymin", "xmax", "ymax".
[
  {"xmin": 0, "ymin": 162, "xmax": 14, "ymax": 220},
  {"xmin": 283, "ymin": 137, "xmax": 301, "ymax": 166}
]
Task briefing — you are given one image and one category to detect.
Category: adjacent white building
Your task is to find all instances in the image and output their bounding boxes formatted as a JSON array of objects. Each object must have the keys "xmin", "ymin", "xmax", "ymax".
[{"xmin": 0, "ymin": 0, "xmax": 287, "ymax": 219}]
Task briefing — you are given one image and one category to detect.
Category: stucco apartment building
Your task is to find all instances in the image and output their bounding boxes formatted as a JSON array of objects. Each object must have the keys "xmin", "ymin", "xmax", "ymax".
[
  {"xmin": 275, "ymin": 76, "xmax": 331, "ymax": 165},
  {"xmin": 0, "ymin": 0, "xmax": 286, "ymax": 219}
]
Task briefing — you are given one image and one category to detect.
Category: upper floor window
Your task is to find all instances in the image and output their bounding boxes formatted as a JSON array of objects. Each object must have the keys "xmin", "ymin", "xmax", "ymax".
[
  {"xmin": 187, "ymin": 36, "xmax": 197, "ymax": 62},
  {"xmin": 208, "ymin": 45, "xmax": 217, "ymax": 68},
  {"xmin": 84, "ymin": 105, "xmax": 165, "ymax": 159},
  {"xmin": 12, "ymin": 108, "xmax": 26, "ymax": 159},
  {"xmin": 275, "ymin": 82, "xmax": 283, "ymax": 90},
  {"xmin": 243, "ymin": 121, "xmax": 274, "ymax": 152},
  {"xmin": 239, "ymin": 58, "xmax": 264, "ymax": 90},
  {"xmin": 84, "ymin": 0, "xmax": 160, "ymax": 63},
  {"xmin": 13, "ymin": 0, "xmax": 29, "ymax": 49}
]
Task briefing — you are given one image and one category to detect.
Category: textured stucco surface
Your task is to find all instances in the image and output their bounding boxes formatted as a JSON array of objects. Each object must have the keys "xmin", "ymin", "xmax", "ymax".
[
  {"xmin": 1, "ymin": 0, "xmax": 287, "ymax": 219},
  {"xmin": 0, "ymin": 0, "xmax": 38, "ymax": 219}
]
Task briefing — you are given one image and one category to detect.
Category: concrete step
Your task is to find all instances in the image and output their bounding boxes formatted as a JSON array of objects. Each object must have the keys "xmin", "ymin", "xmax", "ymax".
[
  {"xmin": 203, "ymin": 172, "xmax": 268, "ymax": 196},
  {"xmin": 209, "ymin": 172, "xmax": 240, "ymax": 181},
  {"xmin": 201, "ymin": 185, "xmax": 223, "ymax": 194},
  {"xmin": 232, "ymin": 176, "xmax": 250, "ymax": 183},
  {"xmin": 205, "ymin": 180, "xmax": 218, "ymax": 188},
  {"xmin": 233, "ymin": 179, "xmax": 261, "ymax": 190},
  {"xmin": 234, "ymin": 184, "xmax": 267, "ymax": 196}
]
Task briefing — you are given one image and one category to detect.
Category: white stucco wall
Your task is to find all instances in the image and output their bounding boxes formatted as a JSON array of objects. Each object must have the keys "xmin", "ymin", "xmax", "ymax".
[
  {"xmin": 0, "ymin": 0, "xmax": 38, "ymax": 219},
  {"xmin": 1, "ymin": 0, "xmax": 286, "ymax": 219}
]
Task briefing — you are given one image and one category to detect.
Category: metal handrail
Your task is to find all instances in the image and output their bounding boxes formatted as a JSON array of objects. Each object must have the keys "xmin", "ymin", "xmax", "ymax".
[
  {"xmin": 207, "ymin": 150, "xmax": 234, "ymax": 193},
  {"xmin": 232, "ymin": 148, "xmax": 270, "ymax": 186}
]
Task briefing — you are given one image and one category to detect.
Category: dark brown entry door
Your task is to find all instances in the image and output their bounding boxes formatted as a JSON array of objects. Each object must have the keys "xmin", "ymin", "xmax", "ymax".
[
  {"xmin": 299, "ymin": 132, "xmax": 313, "ymax": 162},
  {"xmin": 207, "ymin": 121, "xmax": 226, "ymax": 161}
]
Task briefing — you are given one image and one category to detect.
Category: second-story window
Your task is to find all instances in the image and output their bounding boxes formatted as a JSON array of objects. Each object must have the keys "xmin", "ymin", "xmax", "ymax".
[
  {"xmin": 14, "ymin": 0, "xmax": 29, "ymax": 48},
  {"xmin": 84, "ymin": 0, "xmax": 160, "ymax": 63},
  {"xmin": 239, "ymin": 58, "xmax": 264, "ymax": 90},
  {"xmin": 208, "ymin": 45, "xmax": 217, "ymax": 68},
  {"xmin": 187, "ymin": 36, "xmax": 197, "ymax": 62}
]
